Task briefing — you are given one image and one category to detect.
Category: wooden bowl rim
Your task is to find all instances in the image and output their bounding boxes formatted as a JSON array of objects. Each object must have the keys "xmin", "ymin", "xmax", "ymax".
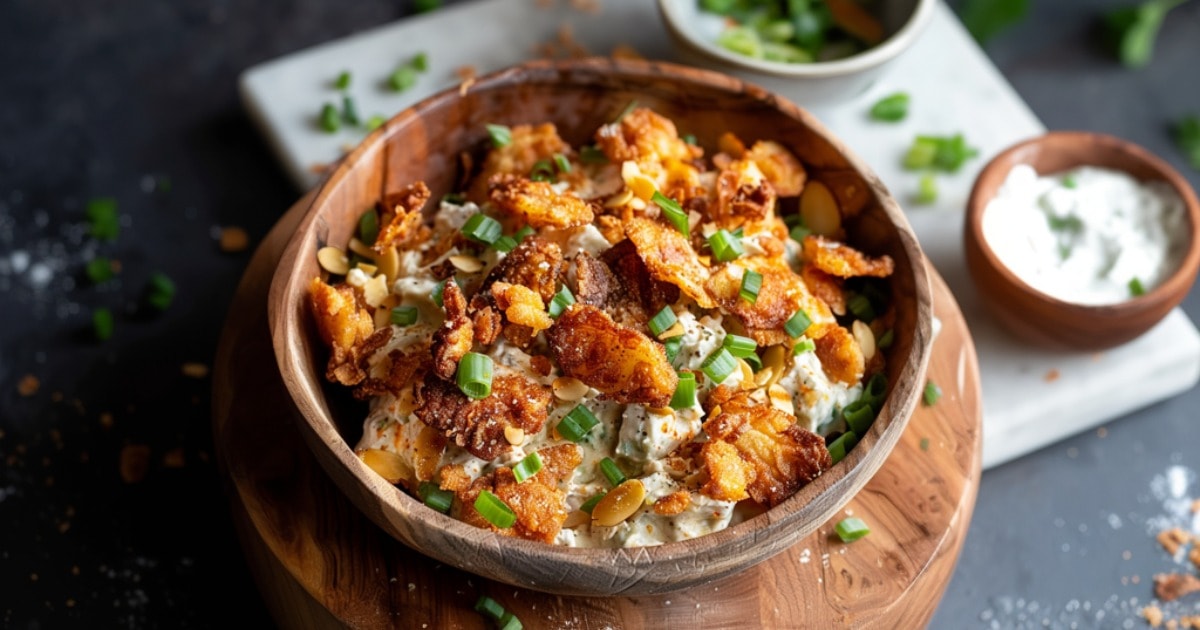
[
  {"xmin": 965, "ymin": 130, "xmax": 1200, "ymax": 319},
  {"xmin": 269, "ymin": 57, "xmax": 933, "ymax": 584}
]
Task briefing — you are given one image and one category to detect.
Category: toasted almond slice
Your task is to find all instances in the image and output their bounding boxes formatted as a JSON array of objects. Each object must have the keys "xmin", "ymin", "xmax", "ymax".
[
  {"xmin": 552, "ymin": 377, "xmax": 589, "ymax": 401},
  {"xmin": 800, "ymin": 180, "xmax": 841, "ymax": 236},
  {"xmin": 762, "ymin": 345, "xmax": 787, "ymax": 388},
  {"xmin": 768, "ymin": 384, "xmax": 794, "ymax": 416},
  {"xmin": 627, "ymin": 174, "xmax": 657, "ymax": 201},
  {"xmin": 503, "ymin": 425, "xmax": 525, "ymax": 446},
  {"xmin": 448, "ymin": 254, "xmax": 484, "ymax": 273},
  {"xmin": 629, "ymin": 197, "xmax": 647, "ymax": 211},
  {"xmin": 376, "ymin": 246, "xmax": 400, "ymax": 281},
  {"xmin": 359, "ymin": 449, "xmax": 413, "ymax": 485},
  {"xmin": 317, "ymin": 247, "xmax": 351, "ymax": 275},
  {"xmin": 853, "ymin": 320, "xmax": 876, "ymax": 362},
  {"xmin": 396, "ymin": 387, "xmax": 417, "ymax": 417},
  {"xmin": 348, "ymin": 237, "xmax": 376, "ymax": 259},
  {"xmin": 656, "ymin": 322, "xmax": 685, "ymax": 340},
  {"xmin": 737, "ymin": 358, "xmax": 755, "ymax": 390},
  {"xmin": 363, "ymin": 274, "xmax": 390, "ymax": 308},
  {"xmin": 562, "ymin": 509, "xmax": 589, "ymax": 529},
  {"xmin": 592, "ymin": 479, "xmax": 645, "ymax": 527},
  {"xmin": 754, "ymin": 366, "xmax": 775, "ymax": 387},
  {"xmin": 604, "ymin": 188, "xmax": 634, "ymax": 208},
  {"xmin": 356, "ymin": 262, "xmax": 378, "ymax": 275},
  {"xmin": 373, "ymin": 305, "xmax": 391, "ymax": 329}
]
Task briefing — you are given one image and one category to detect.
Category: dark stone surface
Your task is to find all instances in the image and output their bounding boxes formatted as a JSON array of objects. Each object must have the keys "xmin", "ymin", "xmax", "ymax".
[{"xmin": 0, "ymin": 0, "xmax": 1196, "ymax": 627}]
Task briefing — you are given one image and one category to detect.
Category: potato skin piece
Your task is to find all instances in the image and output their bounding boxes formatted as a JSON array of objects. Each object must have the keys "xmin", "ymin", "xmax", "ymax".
[{"xmin": 545, "ymin": 304, "xmax": 678, "ymax": 407}]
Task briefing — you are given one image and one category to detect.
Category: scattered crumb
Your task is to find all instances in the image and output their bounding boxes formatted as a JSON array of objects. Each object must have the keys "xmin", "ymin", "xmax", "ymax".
[
  {"xmin": 1133, "ymin": 574, "xmax": 1142, "ymax": 584},
  {"xmin": 1191, "ymin": 499, "xmax": 1200, "ymax": 514},
  {"xmin": 1157, "ymin": 528, "xmax": 1189, "ymax": 556},
  {"xmin": 1097, "ymin": 427, "xmax": 1108, "ymax": 438},
  {"xmin": 309, "ymin": 163, "xmax": 329, "ymax": 175},
  {"xmin": 99, "ymin": 412, "xmax": 114, "ymax": 429},
  {"xmin": 119, "ymin": 444, "xmax": 151, "ymax": 484},
  {"xmin": 611, "ymin": 44, "xmax": 643, "ymax": 60},
  {"xmin": 1190, "ymin": 547, "xmax": 1200, "ymax": 571},
  {"xmin": 17, "ymin": 374, "xmax": 40, "ymax": 397},
  {"xmin": 181, "ymin": 362, "xmax": 209, "ymax": 379},
  {"xmin": 1124, "ymin": 550, "xmax": 1133, "ymax": 560},
  {"xmin": 1144, "ymin": 604, "xmax": 1164, "ymax": 628},
  {"xmin": 1154, "ymin": 572, "xmax": 1200, "ymax": 602},
  {"xmin": 455, "ymin": 65, "xmax": 476, "ymax": 95},
  {"xmin": 218, "ymin": 226, "xmax": 249, "ymax": 253},
  {"xmin": 162, "ymin": 448, "xmax": 185, "ymax": 468},
  {"xmin": 1044, "ymin": 368, "xmax": 1060, "ymax": 382}
]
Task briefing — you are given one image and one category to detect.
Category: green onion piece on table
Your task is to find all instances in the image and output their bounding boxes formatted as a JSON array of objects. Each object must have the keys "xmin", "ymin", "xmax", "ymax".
[
  {"xmin": 923, "ymin": 380, "xmax": 942, "ymax": 406},
  {"xmin": 411, "ymin": 52, "xmax": 429, "ymax": 72},
  {"xmin": 86, "ymin": 197, "xmax": 120, "ymax": 241},
  {"xmin": 389, "ymin": 66, "xmax": 417, "ymax": 92},
  {"xmin": 319, "ymin": 103, "xmax": 340, "ymax": 133},
  {"xmin": 145, "ymin": 272, "xmax": 175, "ymax": 311},
  {"xmin": 93, "ymin": 307, "xmax": 114, "ymax": 341},
  {"xmin": 414, "ymin": 0, "xmax": 442, "ymax": 13},
  {"xmin": 869, "ymin": 92, "xmax": 910, "ymax": 122},
  {"xmin": 457, "ymin": 352, "xmax": 494, "ymax": 399},
  {"xmin": 916, "ymin": 172, "xmax": 938, "ymax": 204},
  {"xmin": 334, "ymin": 70, "xmax": 351, "ymax": 90},
  {"xmin": 835, "ymin": 516, "xmax": 871, "ymax": 542},
  {"xmin": 474, "ymin": 490, "xmax": 516, "ymax": 528},
  {"xmin": 341, "ymin": 95, "xmax": 359, "ymax": 126},
  {"xmin": 85, "ymin": 257, "xmax": 114, "ymax": 283}
]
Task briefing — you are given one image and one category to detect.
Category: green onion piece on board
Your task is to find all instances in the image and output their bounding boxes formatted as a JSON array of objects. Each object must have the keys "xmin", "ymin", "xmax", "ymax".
[
  {"xmin": 474, "ymin": 596, "xmax": 505, "ymax": 621},
  {"xmin": 389, "ymin": 66, "xmax": 417, "ymax": 92},
  {"xmin": 457, "ymin": 352, "xmax": 494, "ymax": 399},
  {"xmin": 669, "ymin": 372, "xmax": 697, "ymax": 410},
  {"xmin": 146, "ymin": 272, "xmax": 175, "ymax": 311},
  {"xmin": 390, "ymin": 306, "xmax": 418, "ymax": 326},
  {"xmin": 785, "ymin": 309, "xmax": 812, "ymax": 338},
  {"xmin": 648, "ymin": 307, "xmax": 678, "ymax": 337},
  {"xmin": 557, "ymin": 405, "xmax": 599, "ymax": 442},
  {"xmin": 916, "ymin": 172, "xmax": 938, "ymax": 204},
  {"xmin": 486, "ymin": 124, "xmax": 512, "ymax": 147},
  {"xmin": 827, "ymin": 431, "xmax": 858, "ymax": 465},
  {"xmin": 835, "ymin": 516, "xmax": 871, "ymax": 542},
  {"xmin": 414, "ymin": 0, "xmax": 442, "ymax": 13},
  {"xmin": 365, "ymin": 115, "xmax": 386, "ymax": 131},
  {"xmin": 341, "ymin": 95, "xmax": 359, "ymax": 126},
  {"xmin": 411, "ymin": 52, "xmax": 429, "ymax": 72},
  {"xmin": 740, "ymin": 269, "xmax": 763, "ymax": 304},
  {"xmin": 86, "ymin": 257, "xmax": 114, "ymax": 283},
  {"xmin": 86, "ymin": 197, "xmax": 120, "ymax": 241},
  {"xmin": 701, "ymin": 347, "xmax": 737, "ymax": 384},
  {"xmin": 334, "ymin": 70, "xmax": 351, "ymax": 90},
  {"xmin": 474, "ymin": 490, "xmax": 516, "ymax": 528},
  {"xmin": 93, "ymin": 307, "xmax": 114, "ymax": 341},
  {"xmin": 599, "ymin": 458, "xmax": 626, "ymax": 487},
  {"xmin": 512, "ymin": 452, "xmax": 543, "ymax": 483},
  {"xmin": 923, "ymin": 380, "xmax": 942, "ymax": 406},
  {"xmin": 651, "ymin": 191, "xmax": 690, "ymax": 235}
]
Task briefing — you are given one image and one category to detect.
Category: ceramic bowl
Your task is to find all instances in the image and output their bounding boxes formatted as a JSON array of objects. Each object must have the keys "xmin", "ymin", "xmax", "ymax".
[
  {"xmin": 269, "ymin": 58, "xmax": 932, "ymax": 596},
  {"xmin": 963, "ymin": 131, "xmax": 1200, "ymax": 351},
  {"xmin": 657, "ymin": 0, "xmax": 937, "ymax": 104}
]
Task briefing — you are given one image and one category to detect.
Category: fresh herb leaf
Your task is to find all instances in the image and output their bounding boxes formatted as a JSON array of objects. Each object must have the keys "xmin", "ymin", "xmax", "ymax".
[
  {"xmin": 1046, "ymin": 214, "xmax": 1084, "ymax": 233},
  {"xmin": 1173, "ymin": 114, "xmax": 1200, "ymax": 170},
  {"xmin": 958, "ymin": 0, "xmax": 1030, "ymax": 45},
  {"xmin": 869, "ymin": 92, "xmax": 909, "ymax": 122}
]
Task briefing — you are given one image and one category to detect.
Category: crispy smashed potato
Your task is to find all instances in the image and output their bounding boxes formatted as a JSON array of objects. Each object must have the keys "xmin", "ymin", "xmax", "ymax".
[
  {"xmin": 594, "ymin": 107, "xmax": 701, "ymax": 172},
  {"xmin": 308, "ymin": 277, "xmax": 382, "ymax": 385},
  {"xmin": 469, "ymin": 294, "xmax": 503, "ymax": 347},
  {"xmin": 430, "ymin": 279, "xmax": 473, "ymax": 381},
  {"xmin": 653, "ymin": 490, "xmax": 692, "ymax": 516},
  {"xmin": 803, "ymin": 235, "xmax": 894, "ymax": 278},
  {"xmin": 416, "ymin": 372, "xmax": 552, "ymax": 460},
  {"xmin": 707, "ymin": 256, "xmax": 834, "ymax": 346},
  {"xmin": 800, "ymin": 265, "xmax": 847, "ymax": 317},
  {"xmin": 625, "ymin": 217, "xmax": 714, "ymax": 308},
  {"xmin": 374, "ymin": 182, "xmax": 432, "ymax": 255},
  {"xmin": 486, "ymin": 236, "xmax": 565, "ymax": 303},
  {"xmin": 491, "ymin": 281, "xmax": 554, "ymax": 333},
  {"xmin": 488, "ymin": 175, "xmax": 595, "ymax": 229},
  {"xmin": 813, "ymin": 324, "xmax": 865, "ymax": 386},
  {"xmin": 546, "ymin": 304, "xmax": 678, "ymax": 407},
  {"xmin": 353, "ymin": 343, "xmax": 429, "ymax": 400},
  {"xmin": 710, "ymin": 159, "xmax": 777, "ymax": 228},
  {"xmin": 700, "ymin": 386, "xmax": 832, "ymax": 506},
  {"xmin": 576, "ymin": 239, "xmax": 679, "ymax": 332},
  {"xmin": 745, "ymin": 140, "xmax": 806, "ymax": 197},
  {"xmin": 452, "ymin": 444, "xmax": 581, "ymax": 542},
  {"xmin": 469, "ymin": 123, "xmax": 571, "ymax": 201}
]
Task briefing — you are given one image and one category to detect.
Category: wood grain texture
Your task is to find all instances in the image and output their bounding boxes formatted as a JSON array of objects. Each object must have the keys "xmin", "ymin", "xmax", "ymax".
[
  {"xmin": 964, "ymin": 131, "xmax": 1200, "ymax": 350},
  {"xmin": 213, "ymin": 192, "xmax": 980, "ymax": 628},
  {"xmin": 264, "ymin": 58, "xmax": 934, "ymax": 596}
]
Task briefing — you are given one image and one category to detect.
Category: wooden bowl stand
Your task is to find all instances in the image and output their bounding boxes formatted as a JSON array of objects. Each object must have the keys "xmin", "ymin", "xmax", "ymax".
[{"xmin": 213, "ymin": 193, "xmax": 982, "ymax": 628}]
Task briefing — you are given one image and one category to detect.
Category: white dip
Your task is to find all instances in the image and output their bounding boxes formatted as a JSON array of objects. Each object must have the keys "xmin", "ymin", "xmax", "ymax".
[{"xmin": 981, "ymin": 164, "xmax": 1186, "ymax": 305}]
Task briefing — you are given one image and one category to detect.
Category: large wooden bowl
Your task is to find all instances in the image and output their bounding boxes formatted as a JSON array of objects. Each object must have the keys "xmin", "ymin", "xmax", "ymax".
[
  {"xmin": 964, "ymin": 131, "xmax": 1200, "ymax": 351},
  {"xmin": 268, "ymin": 58, "xmax": 932, "ymax": 597}
]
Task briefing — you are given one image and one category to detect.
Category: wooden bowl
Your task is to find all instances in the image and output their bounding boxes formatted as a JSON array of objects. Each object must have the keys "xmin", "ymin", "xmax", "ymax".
[
  {"xmin": 269, "ymin": 58, "xmax": 933, "ymax": 597},
  {"xmin": 964, "ymin": 131, "xmax": 1200, "ymax": 351}
]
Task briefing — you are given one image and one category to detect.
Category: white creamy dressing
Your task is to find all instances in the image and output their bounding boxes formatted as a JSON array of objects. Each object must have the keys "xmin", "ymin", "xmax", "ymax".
[{"xmin": 982, "ymin": 164, "xmax": 1186, "ymax": 305}]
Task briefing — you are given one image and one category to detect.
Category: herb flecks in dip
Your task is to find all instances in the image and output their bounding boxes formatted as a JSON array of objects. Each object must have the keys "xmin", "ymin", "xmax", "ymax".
[{"xmin": 308, "ymin": 108, "xmax": 896, "ymax": 547}]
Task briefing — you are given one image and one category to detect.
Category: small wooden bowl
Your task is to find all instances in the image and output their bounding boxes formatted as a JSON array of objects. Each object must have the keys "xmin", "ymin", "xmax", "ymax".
[
  {"xmin": 964, "ymin": 131, "xmax": 1200, "ymax": 351},
  {"xmin": 269, "ymin": 58, "xmax": 933, "ymax": 597}
]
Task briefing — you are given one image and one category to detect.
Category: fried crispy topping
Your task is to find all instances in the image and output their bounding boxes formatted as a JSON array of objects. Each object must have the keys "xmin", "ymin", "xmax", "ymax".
[
  {"xmin": 707, "ymin": 256, "xmax": 833, "ymax": 347},
  {"xmin": 1155, "ymin": 572, "xmax": 1200, "ymax": 602},
  {"xmin": 813, "ymin": 324, "xmax": 865, "ymax": 386},
  {"xmin": 803, "ymin": 235, "xmax": 895, "ymax": 278},
  {"xmin": 699, "ymin": 386, "xmax": 832, "ymax": 507},
  {"xmin": 309, "ymin": 277, "xmax": 384, "ymax": 385},
  {"xmin": 488, "ymin": 175, "xmax": 595, "ymax": 229},
  {"xmin": 353, "ymin": 343, "xmax": 429, "ymax": 400},
  {"xmin": 710, "ymin": 160, "xmax": 777, "ymax": 228},
  {"xmin": 745, "ymin": 140, "xmax": 806, "ymax": 197},
  {"xmin": 430, "ymin": 279, "xmax": 473, "ymax": 381},
  {"xmin": 575, "ymin": 240, "xmax": 679, "ymax": 332},
  {"xmin": 415, "ymin": 372, "xmax": 551, "ymax": 460},
  {"xmin": 486, "ymin": 236, "xmax": 565, "ymax": 303},
  {"xmin": 491, "ymin": 281, "xmax": 554, "ymax": 333},
  {"xmin": 653, "ymin": 490, "xmax": 692, "ymax": 516},
  {"xmin": 545, "ymin": 304, "xmax": 678, "ymax": 407},
  {"xmin": 800, "ymin": 265, "xmax": 847, "ymax": 317},
  {"xmin": 469, "ymin": 294, "xmax": 503, "ymax": 347},
  {"xmin": 625, "ymin": 216, "xmax": 714, "ymax": 308},
  {"xmin": 453, "ymin": 444, "xmax": 582, "ymax": 542},
  {"xmin": 374, "ymin": 182, "xmax": 431, "ymax": 255},
  {"xmin": 594, "ymin": 107, "xmax": 701, "ymax": 173},
  {"xmin": 469, "ymin": 123, "xmax": 571, "ymax": 201}
]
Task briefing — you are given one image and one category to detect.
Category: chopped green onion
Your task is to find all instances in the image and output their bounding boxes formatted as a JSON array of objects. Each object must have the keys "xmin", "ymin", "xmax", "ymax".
[
  {"xmin": 93, "ymin": 307, "xmax": 114, "ymax": 341},
  {"xmin": 389, "ymin": 66, "xmax": 417, "ymax": 92},
  {"xmin": 919, "ymin": 437, "xmax": 931, "ymax": 451},
  {"xmin": 580, "ymin": 493, "xmax": 605, "ymax": 514},
  {"xmin": 1129, "ymin": 277, "xmax": 1146, "ymax": 297},
  {"xmin": 863, "ymin": 373, "xmax": 888, "ymax": 412},
  {"xmin": 358, "ymin": 209, "xmax": 379, "ymax": 245},
  {"xmin": 869, "ymin": 92, "xmax": 910, "ymax": 122},
  {"xmin": 411, "ymin": 51, "xmax": 429, "ymax": 72},
  {"xmin": 789, "ymin": 223, "xmax": 812, "ymax": 243},
  {"xmin": 923, "ymin": 380, "xmax": 942, "ymax": 406},
  {"xmin": 530, "ymin": 159, "xmax": 555, "ymax": 182},
  {"xmin": 700, "ymin": 347, "xmax": 737, "ymax": 384},
  {"xmin": 145, "ymin": 272, "xmax": 175, "ymax": 311},
  {"xmin": 442, "ymin": 192, "xmax": 467, "ymax": 205},
  {"xmin": 903, "ymin": 134, "xmax": 979, "ymax": 173},
  {"xmin": 414, "ymin": 0, "xmax": 442, "ymax": 12},
  {"xmin": 557, "ymin": 405, "xmax": 599, "ymax": 442},
  {"xmin": 85, "ymin": 257, "xmax": 114, "ymax": 283},
  {"xmin": 512, "ymin": 452, "xmax": 543, "ymax": 483},
  {"xmin": 431, "ymin": 279, "xmax": 446, "ymax": 308},
  {"xmin": 722, "ymin": 334, "xmax": 758, "ymax": 358},
  {"xmin": 474, "ymin": 596, "xmax": 505, "ymax": 621},
  {"xmin": 457, "ymin": 352, "xmax": 494, "ymax": 399},
  {"xmin": 916, "ymin": 172, "xmax": 938, "ymax": 204},
  {"xmin": 498, "ymin": 611, "xmax": 523, "ymax": 630},
  {"xmin": 877, "ymin": 329, "xmax": 894, "ymax": 349},
  {"xmin": 785, "ymin": 309, "xmax": 812, "ymax": 338},
  {"xmin": 319, "ymin": 102, "xmax": 340, "ymax": 132},
  {"xmin": 827, "ymin": 431, "xmax": 858, "ymax": 465},
  {"xmin": 553, "ymin": 153, "xmax": 572, "ymax": 173},
  {"xmin": 334, "ymin": 71, "xmax": 351, "ymax": 90},
  {"xmin": 513, "ymin": 225, "xmax": 536, "ymax": 242},
  {"xmin": 614, "ymin": 99, "xmax": 638, "ymax": 123},
  {"xmin": 461, "ymin": 213, "xmax": 503, "ymax": 245},
  {"xmin": 86, "ymin": 198, "xmax": 120, "ymax": 242},
  {"xmin": 669, "ymin": 372, "xmax": 697, "ymax": 410},
  {"xmin": 793, "ymin": 338, "xmax": 816, "ymax": 354},
  {"xmin": 486, "ymin": 123, "xmax": 512, "ymax": 148},
  {"xmin": 492, "ymin": 235, "xmax": 518, "ymax": 253},
  {"xmin": 717, "ymin": 25, "xmax": 763, "ymax": 58},
  {"xmin": 708, "ymin": 229, "xmax": 745, "ymax": 262},
  {"xmin": 599, "ymin": 457, "xmax": 626, "ymax": 487},
  {"xmin": 1062, "ymin": 173, "xmax": 1078, "ymax": 189},
  {"xmin": 834, "ymin": 516, "xmax": 870, "ymax": 542},
  {"xmin": 742, "ymin": 352, "xmax": 762, "ymax": 371},
  {"xmin": 390, "ymin": 306, "xmax": 418, "ymax": 326},
  {"xmin": 548, "ymin": 286, "xmax": 575, "ymax": 318},
  {"xmin": 580, "ymin": 145, "xmax": 608, "ymax": 164},
  {"xmin": 842, "ymin": 399, "xmax": 875, "ymax": 435},
  {"xmin": 664, "ymin": 336, "xmax": 683, "ymax": 364},
  {"xmin": 740, "ymin": 269, "xmax": 762, "ymax": 304},
  {"xmin": 682, "ymin": 133, "xmax": 697, "ymax": 145},
  {"xmin": 648, "ymin": 307, "xmax": 678, "ymax": 337},
  {"xmin": 847, "ymin": 294, "xmax": 876, "ymax": 322},
  {"xmin": 419, "ymin": 481, "xmax": 453, "ymax": 513},
  {"xmin": 365, "ymin": 114, "xmax": 386, "ymax": 132},
  {"xmin": 652, "ymin": 191, "xmax": 689, "ymax": 235},
  {"xmin": 732, "ymin": 226, "xmax": 744, "ymax": 239},
  {"xmin": 474, "ymin": 490, "xmax": 516, "ymax": 528},
  {"xmin": 341, "ymin": 95, "xmax": 360, "ymax": 126}
]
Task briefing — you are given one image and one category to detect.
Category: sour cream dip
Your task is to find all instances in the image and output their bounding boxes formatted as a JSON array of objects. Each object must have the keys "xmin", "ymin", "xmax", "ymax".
[{"xmin": 981, "ymin": 164, "xmax": 1187, "ymax": 305}]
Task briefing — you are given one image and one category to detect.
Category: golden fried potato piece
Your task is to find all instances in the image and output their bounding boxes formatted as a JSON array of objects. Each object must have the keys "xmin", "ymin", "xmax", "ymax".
[
  {"xmin": 412, "ymin": 424, "xmax": 447, "ymax": 482},
  {"xmin": 415, "ymin": 372, "xmax": 552, "ymax": 460},
  {"xmin": 374, "ymin": 182, "xmax": 431, "ymax": 255},
  {"xmin": 653, "ymin": 490, "xmax": 692, "ymax": 516},
  {"xmin": 624, "ymin": 216, "xmax": 714, "ymax": 308},
  {"xmin": 451, "ymin": 444, "xmax": 581, "ymax": 543},
  {"xmin": 700, "ymin": 440, "xmax": 754, "ymax": 502},
  {"xmin": 469, "ymin": 294, "xmax": 503, "ymax": 347},
  {"xmin": 800, "ymin": 265, "xmax": 847, "ymax": 317},
  {"xmin": 545, "ymin": 304, "xmax": 678, "ymax": 407},
  {"xmin": 812, "ymin": 324, "xmax": 865, "ymax": 386},
  {"xmin": 700, "ymin": 386, "xmax": 832, "ymax": 507},
  {"xmin": 486, "ymin": 236, "xmax": 565, "ymax": 303},
  {"xmin": 353, "ymin": 342, "xmax": 429, "ymax": 400},
  {"xmin": 802, "ymin": 235, "xmax": 895, "ymax": 279},
  {"xmin": 469, "ymin": 123, "xmax": 571, "ymax": 201},
  {"xmin": 707, "ymin": 256, "xmax": 834, "ymax": 347},
  {"xmin": 709, "ymin": 159, "xmax": 777, "ymax": 229},
  {"xmin": 430, "ymin": 279, "xmax": 473, "ymax": 381},
  {"xmin": 491, "ymin": 281, "xmax": 553, "ymax": 333},
  {"xmin": 594, "ymin": 107, "xmax": 702, "ymax": 170},
  {"xmin": 488, "ymin": 175, "xmax": 595, "ymax": 229},
  {"xmin": 745, "ymin": 140, "xmax": 806, "ymax": 197},
  {"xmin": 575, "ymin": 239, "xmax": 680, "ymax": 332},
  {"xmin": 309, "ymin": 277, "xmax": 384, "ymax": 385}
]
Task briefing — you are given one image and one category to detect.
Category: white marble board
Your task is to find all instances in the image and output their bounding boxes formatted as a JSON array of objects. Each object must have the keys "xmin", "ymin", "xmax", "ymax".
[{"xmin": 240, "ymin": 0, "xmax": 1200, "ymax": 469}]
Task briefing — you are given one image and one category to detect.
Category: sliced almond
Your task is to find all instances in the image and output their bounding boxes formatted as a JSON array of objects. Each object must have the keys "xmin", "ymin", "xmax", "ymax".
[
  {"xmin": 853, "ymin": 320, "xmax": 876, "ymax": 362},
  {"xmin": 356, "ymin": 262, "xmax": 378, "ymax": 275},
  {"xmin": 376, "ymin": 246, "xmax": 400, "ymax": 282},
  {"xmin": 800, "ymin": 180, "xmax": 841, "ymax": 236},
  {"xmin": 373, "ymin": 304, "xmax": 392, "ymax": 329},
  {"xmin": 627, "ymin": 174, "xmax": 657, "ymax": 201},
  {"xmin": 737, "ymin": 358, "xmax": 755, "ymax": 390},
  {"xmin": 348, "ymin": 237, "xmax": 376, "ymax": 259},
  {"xmin": 656, "ymin": 322, "xmax": 685, "ymax": 340},
  {"xmin": 504, "ymin": 425, "xmax": 525, "ymax": 446},
  {"xmin": 317, "ymin": 247, "xmax": 351, "ymax": 275},
  {"xmin": 448, "ymin": 254, "xmax": 484, "ymax": 274},
  {"xmin": 359, "ymin": 449, "xmax": 413, "ymax": 485},
  {"xmin": 762, "ymin": 345, "xmax": 787, "ymax": 388},
  {"xmin": 592, "ymin": 479, "xmax": 645, "ymax": 527},
  {"xmin": 629, "ymin": 196, "xmax": 647, "ymax": 211},
  {"xmin": 362, "ymin": 274, "xmax": 390, "ymax": 308},
  {"xmin": 552, "ymin": 377, "xmax": 589, "ymax": 401},
  {"xmin": 604, "ymin": 187, "xmax": 634, "ymax": 208},
  {"xmin": 562, "ymin": 509, "xmax": 589, "ymax": 529},
  {"xmin": 395, "ymin": 387, "xmax": 417, "ymax": 417},
  {"xmin": 753, "ymin": 366, "xmax": 775, "ymax": 388},
  {"xmin": 768, "ymin": 384, "xmax": 794, "ymax": 416}
]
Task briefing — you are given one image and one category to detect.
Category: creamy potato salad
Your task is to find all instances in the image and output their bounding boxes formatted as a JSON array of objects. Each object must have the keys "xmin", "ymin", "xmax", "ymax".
[{"xmin": 308, "ymin": 107, "xmax": 896, "ymax": 547}]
